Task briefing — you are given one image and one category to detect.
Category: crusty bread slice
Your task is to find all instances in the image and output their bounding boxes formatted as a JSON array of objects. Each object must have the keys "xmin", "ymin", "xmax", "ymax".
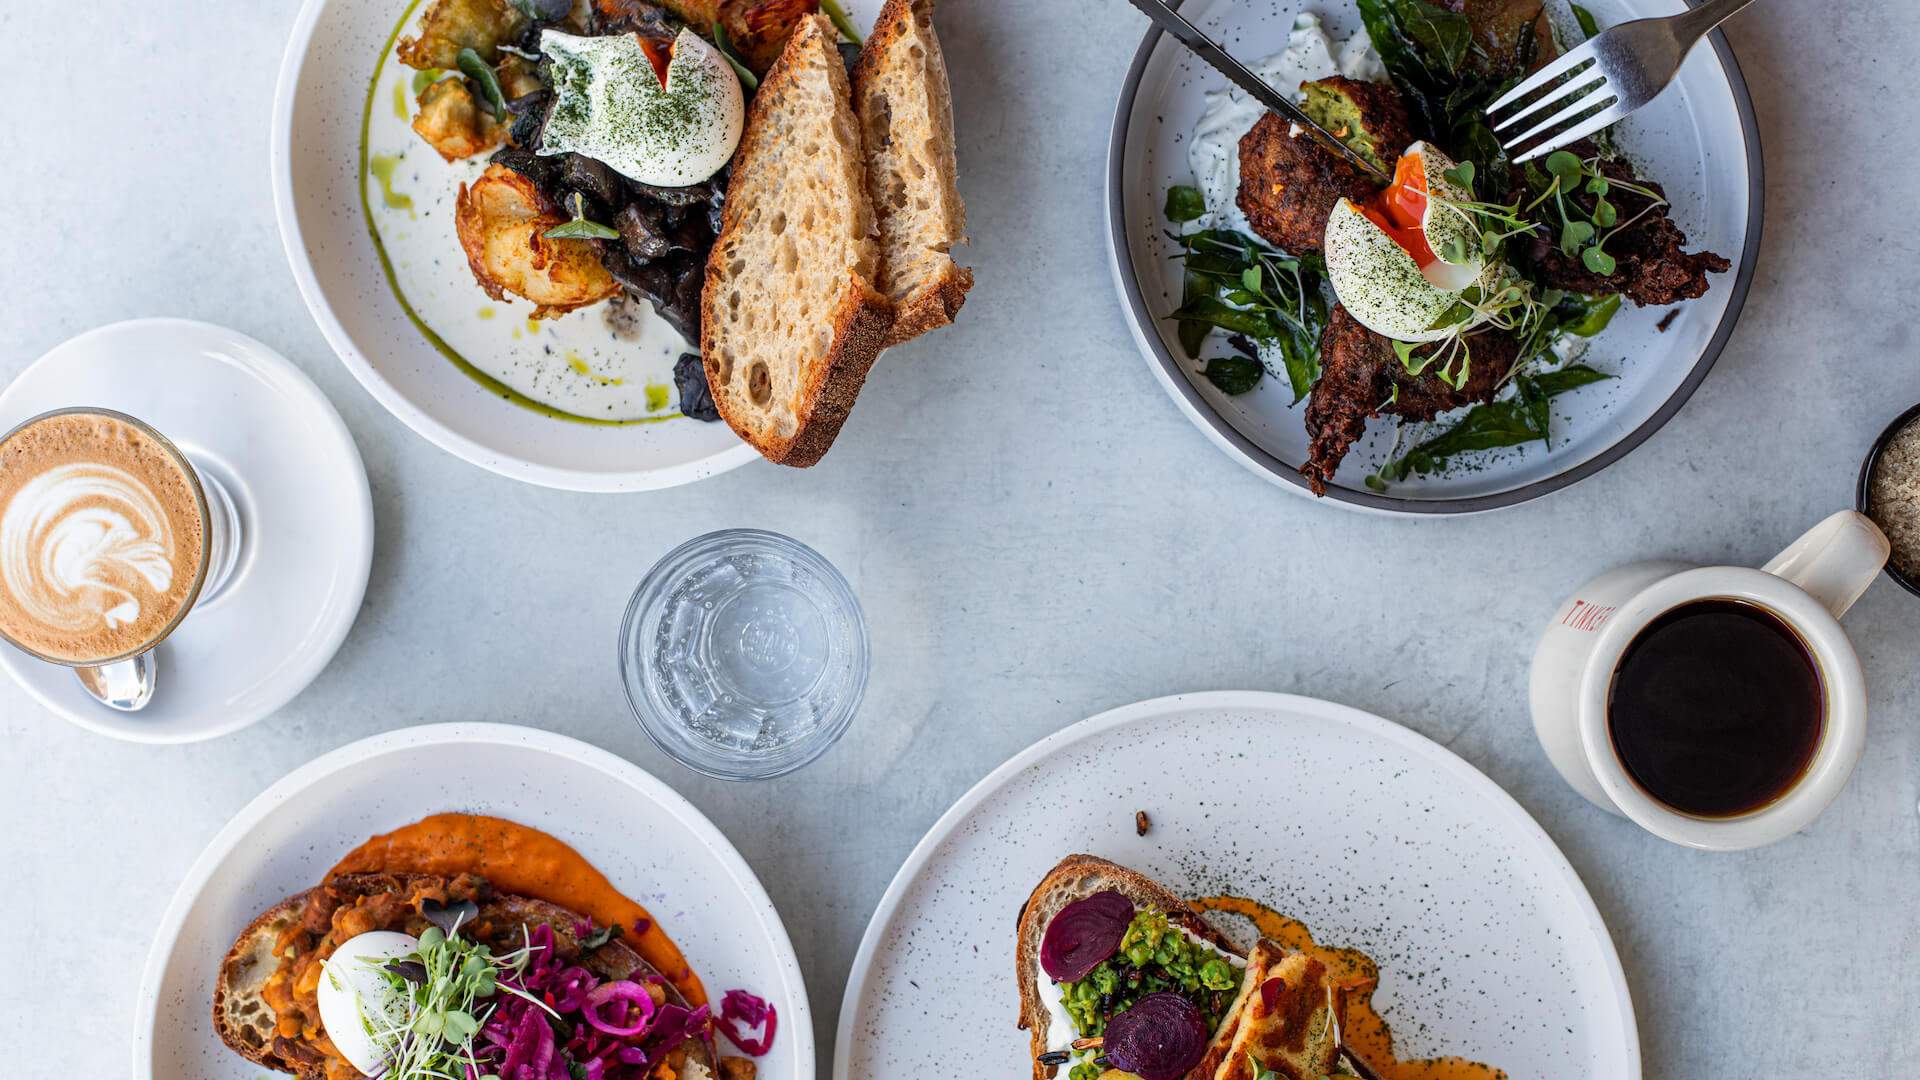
[
  {"xmin": 213, "ymin": 897, "xmax": 306, "ymax": 1074},
  {"xmin": 853, "ymin": 0, "xmax": 972, "ymax": 346},
  {"xmin": 212, "ymin": 873, "xmax": 715, "ymax": 1080},
  {"xmin": 1015, "ymin": 855, "xmax": 1239, "ymax": 1080},
  {"xmin": 702, "ymin": 13, "xmax": 893, "ymax": 467}
]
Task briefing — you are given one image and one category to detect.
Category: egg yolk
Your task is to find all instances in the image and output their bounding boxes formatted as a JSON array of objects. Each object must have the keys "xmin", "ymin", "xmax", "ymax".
[
  {"xmin": 637, "ymin": 33, "xmax": 673, "ymax": 87},
  {"xmin": 1357, "ymin": 151, "xmax": 1439, "ymax": 269}
]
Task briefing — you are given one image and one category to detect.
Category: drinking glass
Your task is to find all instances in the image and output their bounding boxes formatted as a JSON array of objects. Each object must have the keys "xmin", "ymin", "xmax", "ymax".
[{"xmin": 619, "ymin": 529, "xmax": 868, "ymax": 780}]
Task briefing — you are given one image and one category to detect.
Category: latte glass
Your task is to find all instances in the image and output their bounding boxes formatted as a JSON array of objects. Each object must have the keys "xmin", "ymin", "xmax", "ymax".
[
  {"xmin": 0, "ymin": 408, "xmax": 244, "ymax": 708},
  {"xmin": 619, "ymin": 529, "xmax": 869, "ymax": 780}
]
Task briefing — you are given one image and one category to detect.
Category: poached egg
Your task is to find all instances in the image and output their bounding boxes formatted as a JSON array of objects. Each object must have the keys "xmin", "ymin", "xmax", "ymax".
[
  {"xmin": 1324, "ymin": 142, "xmax": 1501, "ymax": 342},
  {"xmin": 539, "ymin": 28, "xmax": 744, "ymax": 188},
  {"xmin": 315, "ymin": 930, "xmax": 419, "ymax": 1077}
]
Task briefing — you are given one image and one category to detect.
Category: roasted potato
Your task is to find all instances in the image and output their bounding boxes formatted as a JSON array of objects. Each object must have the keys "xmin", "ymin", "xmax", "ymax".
[
  {"xmin": 411, "ymin": 77, "xmax": 507, "ymax": 161},
  {"xmin": 455, "ymin": 164, "xmax": 621, "ymax": 318},
  {"xmin": 397, "ymin": 0, "xmax": 528, "ymax": 69},
  {"xmin": 602, "ymin": 0, "xmax": 820, "ymax": 74},
  {"xmin": 495, "ymin": 53, "xmax": 545, "ymax": 101}
]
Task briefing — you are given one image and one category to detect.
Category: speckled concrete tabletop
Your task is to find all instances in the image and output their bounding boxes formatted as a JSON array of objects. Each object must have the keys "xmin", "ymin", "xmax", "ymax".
[{"xmin": 1, "ymin": 1, "xmax": 1915, "ymax": 1075}]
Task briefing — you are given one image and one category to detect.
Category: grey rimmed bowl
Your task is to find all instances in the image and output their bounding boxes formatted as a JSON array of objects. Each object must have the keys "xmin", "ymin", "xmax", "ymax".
[{"xmin": 1105, "ymin": 0, "xmax": 1764, "ymax": 514}]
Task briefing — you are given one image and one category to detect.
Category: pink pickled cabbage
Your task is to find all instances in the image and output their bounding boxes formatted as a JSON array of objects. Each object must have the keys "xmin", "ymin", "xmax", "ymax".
[
  {"xmin": 717, "ymin": 990, "xmax": 778, "ymax": 1056},
  {"xmin": 461, "ymin": 921, "xmax": 713, "ymax": 1080}
]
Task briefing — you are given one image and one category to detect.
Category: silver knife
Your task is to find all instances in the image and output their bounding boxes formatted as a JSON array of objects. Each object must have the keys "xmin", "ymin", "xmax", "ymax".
[{"xmin": 1123, "ymin": 0, "xmax": 1391, "ymax": 184}]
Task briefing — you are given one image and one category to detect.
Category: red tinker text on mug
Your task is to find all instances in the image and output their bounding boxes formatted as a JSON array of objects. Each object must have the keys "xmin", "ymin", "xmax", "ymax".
[{"xmin": 1560, "ymin": 601, "xmax": 1617, "ymax": 633}]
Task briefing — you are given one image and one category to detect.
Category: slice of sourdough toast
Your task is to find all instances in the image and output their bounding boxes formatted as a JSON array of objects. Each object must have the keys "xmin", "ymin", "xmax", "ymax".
[
  {"xmin": 853, "ymin": 0, "xmax": 971, "ymax": 346},
  {"xmin": 1015, "ymin": 856, "xmax": 1343, "ymax": 1080},
  {"xmin": 702, "ymin": 13, "xmax": 892, "ymax": 467},
  {"xmin": 213, "ymin": 872, "xmax": 715, "ymax": 1080},
  {"xmin": 1015, "ymin": 855, "xmax": 1238, "ymax": 1080}
]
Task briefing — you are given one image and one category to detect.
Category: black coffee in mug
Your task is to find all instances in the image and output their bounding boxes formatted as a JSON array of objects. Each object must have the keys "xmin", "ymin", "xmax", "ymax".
[{"xmin": 1606, "ymin": 598, "xmax": 1824, "ymax": 818}]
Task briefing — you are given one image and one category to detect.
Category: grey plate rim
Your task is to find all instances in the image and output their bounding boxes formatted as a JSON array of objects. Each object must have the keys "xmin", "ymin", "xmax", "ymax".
[{"xmin": 1104, "ymin": 3, "xmax": 1766, "ymax": 515}]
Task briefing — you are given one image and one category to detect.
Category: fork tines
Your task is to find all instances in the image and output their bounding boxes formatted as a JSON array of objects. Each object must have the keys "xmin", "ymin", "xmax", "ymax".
[{"xmin": 1486, "ymin": 44, "xmax": 1625, "ymax": 163}]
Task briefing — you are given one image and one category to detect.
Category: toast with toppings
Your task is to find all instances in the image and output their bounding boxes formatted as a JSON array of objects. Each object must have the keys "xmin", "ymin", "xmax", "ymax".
[
  {"xmin": 853, "ymin": 0, "xmax": 972, "ymax": 345},
  {"xmin": 1015, "ymin": 855, "xmax": 1339, "ymax": 1080},
  {"xmin": 213, "ymin": 872, "xmax": 717, "ymax": 1080},
  {"xmin": 701, "ymin": 13, "xmax": 893, "ymax": 467}
]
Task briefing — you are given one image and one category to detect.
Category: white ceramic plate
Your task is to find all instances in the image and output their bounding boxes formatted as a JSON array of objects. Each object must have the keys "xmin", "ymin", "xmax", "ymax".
[
  {"xmin": 272, "ymin": 0, "xmax": 763, "ymax": 491},
  {"xmin": 0, "ymin": 319, "xmax": 373, "ymax": 743},
  {"xmin": 134, "ymin": 723, "xmax": 812, "ymax": 1079},
  {"xmin": 1108, "ymin": 0, "xmax": 1762, "ymax": 513},
  {"xmin": 834, "ymin": 691, "xmax": 1638, "ymax": 1078}
]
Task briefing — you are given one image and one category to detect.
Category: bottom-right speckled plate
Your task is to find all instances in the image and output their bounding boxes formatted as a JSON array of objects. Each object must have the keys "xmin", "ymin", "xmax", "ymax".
[{"xmin": 834, "ymin": 691, "xmax": 1637, "ymax": 1078}]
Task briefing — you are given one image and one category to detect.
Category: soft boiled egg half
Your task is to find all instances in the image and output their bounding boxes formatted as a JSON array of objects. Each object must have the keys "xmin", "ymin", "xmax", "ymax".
[
  {"xmin": 539, "ymin": 28, "xmax": 745, "ymax": 188},
  {"xmin": 315, "ymin": 930, "xmax": 419, "ymax": 1077},
  {"xmin": 1324, "ymin": 142, "xmax": 1501, "ymax": 342}
]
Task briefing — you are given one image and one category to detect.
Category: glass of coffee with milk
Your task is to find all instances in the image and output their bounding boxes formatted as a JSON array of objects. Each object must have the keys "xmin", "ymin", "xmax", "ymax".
[{"xmin": 0, "ymin": 408, "xmax": 243, "ymax": 710}]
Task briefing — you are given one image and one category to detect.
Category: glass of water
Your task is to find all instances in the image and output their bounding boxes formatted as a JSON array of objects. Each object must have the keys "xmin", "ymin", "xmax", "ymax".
[{"xmin": 619, "ymin": 529, "xmax": 869, "ymax": 780}]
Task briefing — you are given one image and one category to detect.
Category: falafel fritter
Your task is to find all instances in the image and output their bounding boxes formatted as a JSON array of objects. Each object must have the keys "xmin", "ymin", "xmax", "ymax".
[
  {"xmin": 1235, "ymin": 78, "xmax": 1411, "ymax": 254},
  {"xmin": 1301, "ymin": 304, "xmax": 1520, "ymax": 493},
  {"xmin": 1515, "ymin": 155, "xmax": 1729, "ymax": 306}
]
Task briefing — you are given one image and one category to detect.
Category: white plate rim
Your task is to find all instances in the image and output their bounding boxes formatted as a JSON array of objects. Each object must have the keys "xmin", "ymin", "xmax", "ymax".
[
  {"xmin": 131, "ymin": 721, "xmax": 815, "ymax": 1079},
  {"xmin": 269, "ymin": 0, "xmax": 762, "ymax": 494},
  {"xmin": 1104, "ymin": 6, "xmax": 1765, "ymax": 516},
  {"xmin": 0, "ymin": 317, "xmax": 374, "ymax": 743},
  {"xmin": 830, "ymin": 689, "xmax": 1641, "ymax": 1079}
]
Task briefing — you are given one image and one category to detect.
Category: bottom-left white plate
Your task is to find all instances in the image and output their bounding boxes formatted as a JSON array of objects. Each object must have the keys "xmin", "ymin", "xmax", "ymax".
[
  {"xmin": 0, "ymin": 318, "xmax": 374, "ymax": 741},
  {"xmin": 134, "ymin": 723, "xmax": 813, "ymax": 1079}
]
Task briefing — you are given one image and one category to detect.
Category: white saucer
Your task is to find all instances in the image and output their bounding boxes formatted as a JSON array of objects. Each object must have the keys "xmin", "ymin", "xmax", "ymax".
[{"xmin": 0, "ymin": 319, "xmax": 374, "ymax": 742}]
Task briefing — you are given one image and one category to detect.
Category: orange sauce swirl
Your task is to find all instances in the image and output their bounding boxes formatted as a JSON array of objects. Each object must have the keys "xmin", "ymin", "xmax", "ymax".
[
  {"xmin": 329, "ymin": 813, "xmax": 706, "ymax": 1006},
  {"xmin": 1193, "ymin": 896, "xmax": 1504, "ymax": 1080}
]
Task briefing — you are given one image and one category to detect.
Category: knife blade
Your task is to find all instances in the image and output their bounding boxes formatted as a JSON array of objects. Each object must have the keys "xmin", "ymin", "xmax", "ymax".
[{"xmin": 1123, "ymin": 0, "xmax": 1391, "ymax": 184}]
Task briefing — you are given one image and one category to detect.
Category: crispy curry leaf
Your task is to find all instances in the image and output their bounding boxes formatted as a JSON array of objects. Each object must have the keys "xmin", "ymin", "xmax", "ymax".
[
  {"xmin": 456, "ymin": 47, "xmax": 507, "ymax": 122},
  {"xmin": 1164, "ymin": 185, "xmax": 1207, "ymax": 223},
  {"xmin": 1572, "ymin": 3, "xmax": 1601, "ymax": 40},
  {"xmin": 1202, "ymin": 354, "xmax": 1264, "ymax": 396},
  {"xmin": 1560, "ymin": 293, "xmax": 1621, "ymax": 337},
  {"xmin": 1394, "ymin": 0, "xmax": 1475, "ymax": 75},
  {"xmin": 1527, "ymin": 363, "xmax": 1613, "ymax": 396},
  {"xmin": 1379, "ymin": 363, "xmax": 1612, "ymax": 481}
]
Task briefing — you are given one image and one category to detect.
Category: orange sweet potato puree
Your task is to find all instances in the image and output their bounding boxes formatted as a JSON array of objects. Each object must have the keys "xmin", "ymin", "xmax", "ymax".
[
  {"xmin": 329, "ymin": 813, "xmax": 705, "ymax": 1006},
  {"xmin": 1193, "ymin": 896, "xmax": 1504, "ymax": 1080}
]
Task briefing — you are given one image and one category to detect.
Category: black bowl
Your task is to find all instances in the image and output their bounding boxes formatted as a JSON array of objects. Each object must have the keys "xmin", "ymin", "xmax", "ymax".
[{"xmin": 1857, "ymin": 401, "xmax": 1920, "ymax": 599}]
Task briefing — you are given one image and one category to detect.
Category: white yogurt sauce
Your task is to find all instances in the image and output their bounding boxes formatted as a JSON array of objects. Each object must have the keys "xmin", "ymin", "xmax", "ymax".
[
  {"xmin": 364, "ymin": 16, "xmax": 691, "ymax": 423},
  {"xmin": 1033, "ymin": 924, "xmax": 1247, "ymax": 1063},
  {"xmin": 1187, "ymin": 12, "xmax": 1384, "ymax": 237}
]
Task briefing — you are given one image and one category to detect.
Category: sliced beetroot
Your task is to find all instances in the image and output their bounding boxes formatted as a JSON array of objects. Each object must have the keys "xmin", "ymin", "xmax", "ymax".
[
  {"xmin": 1102, "ymin": 992, "xmax": 1209, "ymax": 1080},
  {"xmin": 1039, "ymin": 890, "xmax": 1134, "ymax": 983}
]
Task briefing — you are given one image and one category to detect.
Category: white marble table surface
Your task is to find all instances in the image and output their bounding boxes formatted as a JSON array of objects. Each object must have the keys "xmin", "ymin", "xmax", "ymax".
[{"xmin": 2, "ymin": 1, "xmax": 1916, "ymax": 1074}]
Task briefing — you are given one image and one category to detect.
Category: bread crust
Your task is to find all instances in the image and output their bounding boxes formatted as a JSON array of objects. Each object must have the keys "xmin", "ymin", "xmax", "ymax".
[
  {"xmin": 885, "ymin": 265, "xmax": 972, "ymax": 347},
  {"xmin": 853, "ymin": 0, "xmax": 971, "ymax": 347},
  {"xmin": 701, "ymin": 14, "xmax": 893, "ymax": 466},
  {"xmin": 212, "ymin": 896, "xmax": 310, "ymax": 1075},
  {"xmin": 1015, "ymin": 856, "xmax": 1239, "ymax": 1080},
  {"xmin": 759, "ymin": 276, "xmax": 893, "ymax": 467}
]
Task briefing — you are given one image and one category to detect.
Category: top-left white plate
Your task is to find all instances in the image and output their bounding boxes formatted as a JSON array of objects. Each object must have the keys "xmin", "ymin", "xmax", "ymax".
[
  {"xmin": 273, "ymin": 0, "xmax": 761, "ymax": 491},
  {"xmin": 0, "ymin": 318, "xmax": 373, "ymax": 743},
  {"xmin": 134, "ymin": 723, "xmax": 813, "ymax": 1080}
]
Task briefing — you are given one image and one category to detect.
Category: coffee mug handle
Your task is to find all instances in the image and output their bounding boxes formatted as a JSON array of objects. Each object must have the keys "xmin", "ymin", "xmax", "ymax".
[{"xmin": 1761, "ymin": 511, "xmax": 1891, "ymax": 619}]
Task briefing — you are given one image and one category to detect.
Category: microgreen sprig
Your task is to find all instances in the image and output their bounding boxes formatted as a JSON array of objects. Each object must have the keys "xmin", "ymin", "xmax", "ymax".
[
  {"xmin": 355, "ymin": 919, "xmax": 557, "ymax": 1080},
  {"xmin": 544, "ymin": 193, "xmax": 622, "ymax": 241},
  {"xmin": 1525, "ymin": 151, "xmax": 1668, "ymax": 275}
]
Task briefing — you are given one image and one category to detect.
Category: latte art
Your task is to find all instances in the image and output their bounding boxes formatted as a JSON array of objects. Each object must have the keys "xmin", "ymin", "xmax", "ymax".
[
  {"xmin": 2, "ymin": 463, "xmax": 178, "ymax": 633},
  {"xmin": 0, "ymin": 411, "xmax": 206, "ymax": 664}
]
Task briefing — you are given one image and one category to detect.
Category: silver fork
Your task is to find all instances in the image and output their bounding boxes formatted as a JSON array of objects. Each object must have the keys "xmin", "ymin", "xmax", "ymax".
[{"xmin": 1488, "ymin": 0, "xmax": 1755, "ymax": 163}]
